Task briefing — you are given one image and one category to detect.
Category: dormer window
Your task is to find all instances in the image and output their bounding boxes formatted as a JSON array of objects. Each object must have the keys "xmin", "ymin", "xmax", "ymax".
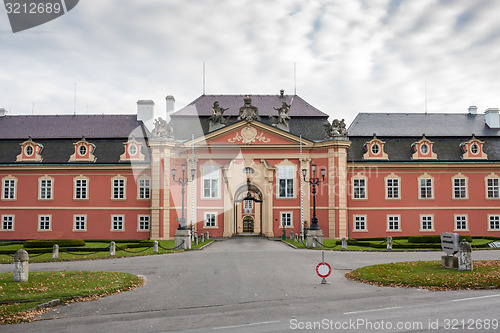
[
  {"xmin": 363, "ymin": 134, "xmax": 388, "ymax": 160},
  {"xmin": 119, "ymin": 137, "xmax": 146, "ymax": 162},
  {"xmin": 16, "ymin": 137, "xmax": 43, "ymax": 162},
  {"xmin": 411, "ymin": 134, "xmax": 437, "ymax": 160},
  {"xmin": 460, "ymin": 135, "xmax": 487, "ymax": 160},
  {"xmin": 69, "ymin": 137, "xmax": 96, "ymax": 162}
]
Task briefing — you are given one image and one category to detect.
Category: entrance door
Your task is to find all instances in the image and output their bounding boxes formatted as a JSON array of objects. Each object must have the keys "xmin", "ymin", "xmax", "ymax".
[{"xmin": 243, "ymin": 216, "xmax": 254, "ymax": 233}]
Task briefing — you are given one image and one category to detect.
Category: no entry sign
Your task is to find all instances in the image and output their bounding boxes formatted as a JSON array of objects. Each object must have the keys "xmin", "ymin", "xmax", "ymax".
[{"xmin": 316, "ymin": 262, "xmax": 331, "ymax": 278}]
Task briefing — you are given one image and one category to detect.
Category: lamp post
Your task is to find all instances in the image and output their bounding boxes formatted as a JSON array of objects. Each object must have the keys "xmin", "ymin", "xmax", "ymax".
[
  {"xmin": 172, "ymin": 164, "xmax": 196, "ymax": 230},
  {"xmin": 301, "ymin": 164, "xmax": 326, "ymax": 230}
]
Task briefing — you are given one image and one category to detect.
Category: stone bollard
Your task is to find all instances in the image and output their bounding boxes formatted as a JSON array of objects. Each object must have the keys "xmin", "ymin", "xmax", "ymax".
[
  {"xmin": 294, "ymin": 234, "xmax": 299, "ymax": 242},
  {"xmin": 299, "ymin": 234, "xmax": 304, "ymax": 244},
  {"xmin": 206, "ymin": 231, "xmax": 209, "ymax": 240},
  {"xmin": 194, "ymin": 234, "xmax": 199, "ymax": 246},
  {"xmin": 110, "ymin": 241, "xmax": 116, "ymax": 256},
  {"xmin": 52, "ymin": 244, "xmax": 59, "ymax": 259},
  {"xmin": 387, "ymin": 236, "xmax": 393, "ymax": 251},
  {"xmin": 13, "ymin": 249, "xmax": 29, "ymax": 282},
  {"xmin": 458, "ymin": 240, "xmax": 473, "ymax": 271},
  {"xmin": 153, "ymin": 240, "xmax": 158, "ymax": 253},
  {"xmin": 200, "ymin": 233, "xmax": 205, "ymax": 243},
  {"xmin": 342, "ymin": 237, "xmax": 347, "ymax": 250},
  {"xmin": 290, "ymin": 231, "xmax": 294, "ymax": 240}
]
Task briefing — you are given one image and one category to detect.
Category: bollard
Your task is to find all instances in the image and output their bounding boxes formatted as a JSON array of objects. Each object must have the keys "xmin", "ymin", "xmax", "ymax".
[
  {"xmin": 110, "ymin": 241, "xmax": 116, "ymax": 256},
  {"xmin": 206, "ymin": 231, "xmax": 209, "ymax": 240},
  {"xmin": 387, "ymin": 236, "xmax": 393, "ymax": 251},
  {"xmin": 153, "ymin": 240, "xmax": 158, "ymax": 253},
  {"xmin": 458, "ymin": 240, "xmax": 473, "ymax": 271},
  {"xmin": 194, "ymin": 234, "xmax": 199, "ymax": 246},
  {"xmin": 290, "ymin": 231, "xmax": 294, "ymax": 240},
  {"xmin": 299, "ymin": 233, "xmax": 304, "ymax": 244},
  {"xmin": 13, "ymin": 249, "xmax": 29, "ymax": 282},
  {"xmin": 52, "ymin": 244, "xmax": 59, "ymax": 259},
  {"xmin": 200, "ymin": 233, "xmax": 205, "ymax": 243},
  {"xmin": 342, "ymin": 237, "xmax": 347, "ymax": 250},
  {"xmin": 294, "ymin": 234, "xmax": 299, "ymax": 242}
]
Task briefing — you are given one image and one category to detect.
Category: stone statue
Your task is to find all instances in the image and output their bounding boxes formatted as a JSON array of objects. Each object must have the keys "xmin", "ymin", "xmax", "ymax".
[
  {"xmin": 151, "ymin": 117, "xmax": 175, "ymax": 140},
  {"xmin": 209, "ymin": 101, "xmax": 229, "ymax": 126},
  {"xmin": 273, "ymin": 102, "xmax": 291, "ymax": 127},
  {"xmin": 237, "ymin": 96, "xmax": 260, "ymax": 121},
  {"xmin": 324, "ymin": 118, "xmax": 348, "ymax": 139}
]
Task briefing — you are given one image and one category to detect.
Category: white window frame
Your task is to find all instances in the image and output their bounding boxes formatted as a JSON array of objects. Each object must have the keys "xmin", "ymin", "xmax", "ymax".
[
  {"xmin": 453, "ymin": 177, "xmax": 467, "ymax": 199},
  {"xmin": 277, "ymin": 165, "xmax": 295, "ymax": 198},
  {"xmin": 74, "ymin": 177, "xmax": 88, "ymax": 200},
  {"xmin": 138, "ymin": 178, "xmax": 151, "ymax": 199},
  {"xmin": 489, "ymin": 215, "xmax": 500, "ymax": 231},
  {"xmin": 111, "ymin": 215, "xmax": 124, "ymax": 231},
  {"xmin": 1, "ymin": 215, "xmax": 14, "ymax": 231},
  {"xmin": 418, "ymin": 176, "xmax": 434, "ymax": 200},
  {"xmin": 486, "ymin": 177, "xmax": 500, "ymax": 199},
  {"xmin": 73, "ymin": 215, "xmax": 87, "ymax": 231},
  {"xmin": 385, "ymin": 177, "xmax": 400, "ymax": 199},
  {"xmin": 353, "ymin": 215, "xmax": 367, "ymax": 231},
  {"xmin": 280, "ymin": 212, "xmax": 292, "ymax": 228},
  {"xmin": 455, "ymin": 215, "xmax": 468, "ymax": 231},
  {"xmin": 2, "ymin": 177, "xmax": 17, "ymax": 200},
  {"xmin": 352, "ymin": 178, "xmax": 367, "ymax": 199},
  {"xmin": 205, "ymin": 212, "xmax": 217, "ymax": 227},
  {"xmin": 138, "ymin": 215, "xmax": 150, "ymax": 231},
  {"xmin": 420, "ymin": 215, "xmax": 434, "ymax": 231},
  {"xmin": 387, "ymin": 215, "xmax": 400, "ymax": 231},
  {"xmin": 38, "ymin": 215, "xmax": 51, "ymax": 231},
  {"xmin": 202, "ymin": 165, "xmax": 220, "ymax": 199},
  {"xmin": 39, "ymin": 177, "xmax": 53, "ymax": 200},
  {"xmin": 112, "ymin": 177, "xmax": 126, "ymax": 200}
]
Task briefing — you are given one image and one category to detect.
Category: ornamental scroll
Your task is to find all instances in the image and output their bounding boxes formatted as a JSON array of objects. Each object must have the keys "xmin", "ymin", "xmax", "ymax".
[{"xmin": 228, "ymin": 125, "xmax": 271, "ymax": 145}]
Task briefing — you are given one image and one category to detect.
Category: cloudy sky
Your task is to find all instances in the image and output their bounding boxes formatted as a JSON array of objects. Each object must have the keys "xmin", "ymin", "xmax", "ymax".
[{"xmin": 1, "ymin": 0, "xmax": 500, "ymax": 124}]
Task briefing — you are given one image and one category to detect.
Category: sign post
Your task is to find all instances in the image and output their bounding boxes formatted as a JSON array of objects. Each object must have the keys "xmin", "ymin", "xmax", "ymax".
[{"xmin": 316, "ymin": 251, "xmax": 331, "ymax": 284}]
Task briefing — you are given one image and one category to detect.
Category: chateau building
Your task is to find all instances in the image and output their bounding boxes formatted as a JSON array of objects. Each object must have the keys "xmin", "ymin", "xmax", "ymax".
[{"xmin": 0, "ymin": 96, "xmax": 499, "ymax": 240}]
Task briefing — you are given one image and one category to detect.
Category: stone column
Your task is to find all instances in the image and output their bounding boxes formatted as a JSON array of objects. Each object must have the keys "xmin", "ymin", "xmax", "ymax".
[
  {"xmin": 153, "ymin": 240, "xmax": 158, "ymax": 253},
  {"xmin": 52, "ymin": 244, "xmax": 59, "ymax": 259},
  {"xmin": 175, "ymin": 229, "xmax": 192, "ymax": 250},
  {"xmin": 342, "ymin": 237, "xmax": 347, "ymax": 250},
  {"xmin": 458, "ymin": 240, "xmax": 473, "ymax": 271},
  {"xmin": 110, "ymin": 241, "xmax": 116, "ymax": 256},
  {"xmin": 387, "ymin": 236, "xmax": 392, "ymax": 251},
  {"xmin": 13, "ymin": 249, "xmax": 29, "ymax": 282}
]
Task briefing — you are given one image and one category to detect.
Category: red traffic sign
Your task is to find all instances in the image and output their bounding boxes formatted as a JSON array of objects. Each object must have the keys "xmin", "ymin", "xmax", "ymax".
[{"xmin": 316, "ymin": 262, "xmax": 331, "ymax": 278}]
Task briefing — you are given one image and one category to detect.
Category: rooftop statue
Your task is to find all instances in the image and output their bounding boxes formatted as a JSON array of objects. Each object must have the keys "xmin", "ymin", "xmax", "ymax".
[
  {"xmin": 324, "ymin": 118, "xmax": 348, "ymax": 139},
  {"xmin": 151, "ymin": 117, "xmax": 175, "ymax": 140},
  {"xmin": 209, "ymin": 101, "xmax": 229, "ymax": 126},
  {"xmin": 274, "ymin": 102, "xmax": 291, "ymax": 128},
  {"xmin": 237, "ymin": 96, "xmax": 260, "ymax": 121}
]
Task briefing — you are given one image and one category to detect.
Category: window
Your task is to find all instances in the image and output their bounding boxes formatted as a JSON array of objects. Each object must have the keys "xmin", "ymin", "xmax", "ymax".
[
  {"xmin": 419, "ymin": 178, "xmax": 433, "ymax": 199},
  {"xmin": 112, "ymin": 178, "xmax": 126, "ymax": 199},
  {"xmin": 243, "ymin": 167, "xmax": 255, "ymax": 176},
  {"xmin": 138, "ymin": 215, "xmax": 150, "ymax": 230},
  {"xmin": 487, "ymin": 178, "xmax": 499, "ymax": 199},
  {"xmin": 352, "ymin": 178, "xmax": 366, "ymax": 199},
  {"xmin": 203, "ymin": 165, "xmax": 219, "ymax": 198},
  {"xmin": 205, "ymin": 213, "xmax": 216, "ymax": 227},
  {"xmin": 387, "ymin": 216, "xmax": 400, "ymax": 231},
  {"xmin": 471, "ymin": 144, "xmax": 479, "ymax": 154},
  {"xmin": 38, "ymin": 215, "xmax": 51, "ymax": 231},
  {"xmin": 243, "ymin": 200, "xmax": 253, "ymax": 214},
  {"xmin": 112, "ymin": 216, "xmax": 124, "ymax": 231},
  {"xmin": 354, "ymin": 216, "xmax": 366, "ymax": 231},
  {"xmin": 455, "ymin": 215, "xmax": 467, "ymax": 230},
  {"xmin": 74, "ymin": 215, "xmax": 86, "ymax": 231},
  {"xmin": 128, "ymin": 144, "xmax": 137, "ymax": 155},
  {"xmin": 421, "ymin": 216, "xmax": 433, "ymax": 230},
  {"xmin": 371, "ymin": 144, "xmax": 379, "ymax": 155},
  {"xmin": 386, "ymin": 178, "xmax": 400, "ymax": 199},
  {"xmin": 281, "ymin": 212, "xmax": 292, "ymax": 227},
  {"xmin": 278, "ymin": 165, "xmax": 294, "ymax": 198},
  {"xmin": 39, "ymin": 178, "xmax": 53, "ymax": 200},
  {"xmin": 138, "ymin": 178, "xmax": 151, "ymax": 199},
  {"xmin": 1, "ymin": 215, "xmax": 14, "ymax": 230},
  {"xmin": 79, "ymin": 145, "xmax": 87, "ymax": 156},
  {"xmin": 453, "ymin": 178, "xmax": 467, "ymax": 199},
  {"xmin": 25, "ymin": 145, "xmax": 33, "ymax": 156},
  {"xmin": 489, "ymin": 216, "xmax": 500, "ymax": 230},
  {"xmin": 2, "ymin": 178, "xmax": 16, "ymax": 200},
  {"xmin": 74, "ymin": 178, "xmax": 88, "ymax": 199},
  {"xmin": 421, "ymin": 144, "xmax": 428, "ymax": 154}
]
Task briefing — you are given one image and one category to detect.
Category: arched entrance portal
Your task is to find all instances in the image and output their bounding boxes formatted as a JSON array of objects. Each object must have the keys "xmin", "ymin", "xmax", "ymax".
[{"xmin": 234, "ymin": 179, "xmax": 263, "ymax": 235}]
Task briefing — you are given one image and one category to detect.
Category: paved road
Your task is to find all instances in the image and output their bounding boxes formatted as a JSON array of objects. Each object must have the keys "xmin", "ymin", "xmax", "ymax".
[{"xmin": 1, "ymin": 237, "xmax": 499, "ymax": 332}]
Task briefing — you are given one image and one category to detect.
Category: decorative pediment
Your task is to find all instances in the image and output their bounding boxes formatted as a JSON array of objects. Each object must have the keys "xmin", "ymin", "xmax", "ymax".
[
  {"xmin": 460, "ymin": 135, "xmax": 487, "ymax": 160},
  {"xmin": 69, "ymin": 137, "xmax": 96, "ymax": 162},
  {"xmin": 16, "ymin": 137, "xmax": 43, "ymax": 162},
  {"xmin": 411, "ymin": 134, "xmax": 437, "ymax": 160},
  {"xmin": 363, "ymin": 134, "xmax": 388, "ymax": 160},
  {"xmin": 120, "ymin": 137, "xmax": 146, "ymax": 162},
  {"xmin": 228, "ymin": 124, "xmax": 271, "ymax": 145}
]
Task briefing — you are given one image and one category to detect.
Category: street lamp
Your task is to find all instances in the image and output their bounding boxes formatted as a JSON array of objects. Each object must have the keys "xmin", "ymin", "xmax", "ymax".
[
  {"xmin": 171, "ymin": 164, "xmax": 196, "ymax": 230},
  {"xmin": 302, "ymin": 164, "xmax": 326, "ymax": 230}
]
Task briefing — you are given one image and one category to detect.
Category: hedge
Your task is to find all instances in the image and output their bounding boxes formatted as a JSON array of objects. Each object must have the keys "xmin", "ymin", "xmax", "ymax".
[
  {"xmin": 24, "ymin": 239, "xmax": 85, "ymax": 248},
  {"xmin": 408, "ymin": 235, "xmax": 473, "ymax": 244}
]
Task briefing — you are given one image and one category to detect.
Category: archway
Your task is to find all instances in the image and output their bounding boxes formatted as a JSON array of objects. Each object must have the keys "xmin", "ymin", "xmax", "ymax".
[{"xmin": 234, "ymin": 179, "xmax": 263, "ymax": 235}]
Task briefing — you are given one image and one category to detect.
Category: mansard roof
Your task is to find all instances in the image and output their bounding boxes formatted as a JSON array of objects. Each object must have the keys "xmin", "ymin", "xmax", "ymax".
[{"xmin": 0, "ymin": 114, "xmax": 147, "ymax": 139}]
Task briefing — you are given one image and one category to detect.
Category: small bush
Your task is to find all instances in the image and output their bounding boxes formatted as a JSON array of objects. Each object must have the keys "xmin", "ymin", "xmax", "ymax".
[{"xmin": 24, "ymin": 239, "xmax": 85, "ymax": 248}]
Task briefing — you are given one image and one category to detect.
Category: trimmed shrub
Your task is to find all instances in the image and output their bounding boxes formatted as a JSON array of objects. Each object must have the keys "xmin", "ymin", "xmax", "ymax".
[
  {"xmin": 24, "ymin": 239, "xmax": 85, "ymax": 248},
  {"xmin": 408, "ymin": 235, "xmax": 441, "ymax": 244}
]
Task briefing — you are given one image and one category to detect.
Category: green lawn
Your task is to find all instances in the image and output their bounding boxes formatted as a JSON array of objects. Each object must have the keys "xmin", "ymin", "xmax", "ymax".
[
  {"xmin": 0, "ymin": 271, "xmax": 143, "ymax": 324},
  {"xmin": 346, "ymin": 260, "xmax": 500, "ymax": 290}
]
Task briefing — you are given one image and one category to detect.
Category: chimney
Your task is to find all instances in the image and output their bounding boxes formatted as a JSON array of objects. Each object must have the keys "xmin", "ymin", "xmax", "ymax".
[
  {"xmin": 137, "ymin": 100, "xmax": 155, "ymax": 132},
  {"xmin": 485, "ymin": 108, "xmax": 500, "ymax": 129},
  {"xmin": 165, "ymin": 95, "xmax": 175, "ymax": 117},
  {"xmin": 468, "ymin": 105, "xmax": 477, "ymax": 115},
  {"xmin": 0, "ymin": 108, "xmax": 6, "ymax": 116}
]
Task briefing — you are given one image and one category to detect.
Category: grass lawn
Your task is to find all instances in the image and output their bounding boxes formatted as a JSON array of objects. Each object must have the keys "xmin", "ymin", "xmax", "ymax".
[
  {"xmin": 0, "ymin": 240, "xmax": 213, "ymax": 264},
  {"xmin": 346, "ymin": 260, "xmax": 500, "ymax": 290},
  {"xmin": 0, "ymin": 270, "xmax": 143, "ymax": 325}
]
